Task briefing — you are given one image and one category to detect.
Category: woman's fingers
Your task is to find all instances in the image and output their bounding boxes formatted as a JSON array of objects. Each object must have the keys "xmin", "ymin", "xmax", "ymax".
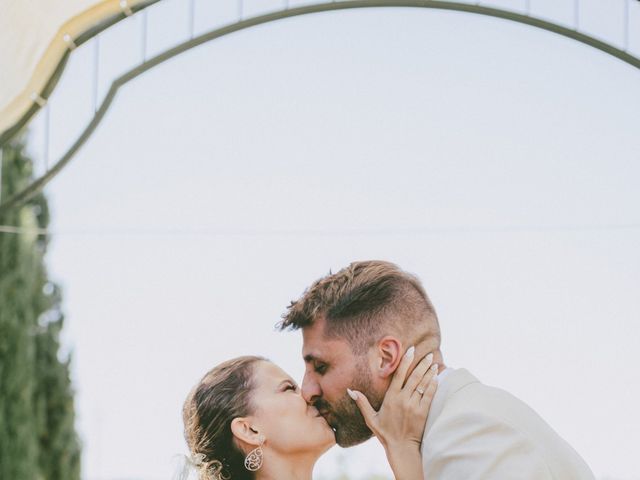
[
  {"xmin": 412, "ymin": 362, "xmax": 439, "ymax": 402},
  {"xmin": 389, "ymin": 346, "xmax": 415, "ymax": 392},
  {"xmin": 348, "ymin": 357, "xmax": 440, "ymax": 453},
  {"xmin": 420, "ymin": 369, "xmax": 439, "ymax": 407},
  {"xmin": 347, "ymin": 389, "xmax": 379, "ymax": 435},
  {"xmin": 403, "ymin": 352, "xmax": 434, "ymax": 394}
]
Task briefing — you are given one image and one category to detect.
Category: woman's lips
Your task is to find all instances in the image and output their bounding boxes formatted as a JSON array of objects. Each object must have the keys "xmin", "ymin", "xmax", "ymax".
[{"xmin": 310, "ymin": 406, "xmax": 325, "ymax": 418}]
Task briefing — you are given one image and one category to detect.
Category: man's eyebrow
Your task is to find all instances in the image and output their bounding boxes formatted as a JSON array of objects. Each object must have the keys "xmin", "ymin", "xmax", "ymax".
[{"xmin": 303, "ymin": 354, "xmax": 318, "ymax": 363}]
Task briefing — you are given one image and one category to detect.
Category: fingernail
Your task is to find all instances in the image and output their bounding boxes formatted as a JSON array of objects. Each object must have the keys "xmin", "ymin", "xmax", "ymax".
[
  {"xmin": 347, "ymin": 388, "xmax": 358, "ymax": 401},
  {"xmin": 405, "ymin": 346, "xmax": 415, "ymax": 359},
  {"xmin": 431, "ymin": 363, "xmax": 439, "ymax": 372},
  {"xmin": 426, "ymin": 353, "xmax": 434, "ymax": 364}
]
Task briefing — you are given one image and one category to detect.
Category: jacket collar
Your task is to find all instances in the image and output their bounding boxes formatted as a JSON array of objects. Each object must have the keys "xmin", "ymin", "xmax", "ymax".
[{"xmin": 424, "ymin": 368, "xmax": 480, "ymax": 435}]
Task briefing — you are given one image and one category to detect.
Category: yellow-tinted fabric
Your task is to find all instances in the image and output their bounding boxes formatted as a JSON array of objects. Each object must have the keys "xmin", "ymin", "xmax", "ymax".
[{"xmin": 0, "ymin": 0, "xmax": 147, "ymax": 136}]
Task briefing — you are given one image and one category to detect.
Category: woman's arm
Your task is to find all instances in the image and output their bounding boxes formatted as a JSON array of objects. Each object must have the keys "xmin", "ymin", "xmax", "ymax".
[{"xmin": 348, "ymin": 347, "xmax": 438, "ymax": 480}]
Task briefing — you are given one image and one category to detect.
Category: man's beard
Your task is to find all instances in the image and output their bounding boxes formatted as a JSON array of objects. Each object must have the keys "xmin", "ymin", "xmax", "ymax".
[{"xmin": 315, "ymin": 361, "xmax": 384, "ymax": 448}]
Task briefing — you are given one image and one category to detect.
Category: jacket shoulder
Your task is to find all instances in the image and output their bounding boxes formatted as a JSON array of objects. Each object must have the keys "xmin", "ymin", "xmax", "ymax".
[{"xmin": 423, "ymin": 373, "xmax": 595, "ymax": 480}]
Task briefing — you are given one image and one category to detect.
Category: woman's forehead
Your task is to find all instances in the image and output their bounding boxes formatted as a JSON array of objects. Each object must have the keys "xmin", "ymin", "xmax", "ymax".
[{"xmin": 255, "ymin": 360, "xmax": 292, "ymax": 384}]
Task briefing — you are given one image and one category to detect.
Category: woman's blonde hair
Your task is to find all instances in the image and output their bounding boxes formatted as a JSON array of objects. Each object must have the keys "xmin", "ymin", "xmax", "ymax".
[{"xmin": 182, "ymin": 356, "xmax": 265, "ymax": 480}]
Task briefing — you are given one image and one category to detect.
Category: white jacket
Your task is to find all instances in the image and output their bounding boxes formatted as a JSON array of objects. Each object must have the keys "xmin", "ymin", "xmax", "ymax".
[{"xmin": 421, "ymin": 368, "xmax": 595, "ymax": 479}]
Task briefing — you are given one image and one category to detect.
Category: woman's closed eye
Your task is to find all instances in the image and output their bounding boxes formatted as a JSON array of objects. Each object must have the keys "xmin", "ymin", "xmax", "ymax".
[{"xmin": 283, "ymin": 382, "xmax": 299, "ymax": 392}]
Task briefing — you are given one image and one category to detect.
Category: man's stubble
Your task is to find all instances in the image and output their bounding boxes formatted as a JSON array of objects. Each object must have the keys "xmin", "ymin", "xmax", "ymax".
[{"xmin": 320, "ymin": 359, "xmax": 385, "ymax": 448}]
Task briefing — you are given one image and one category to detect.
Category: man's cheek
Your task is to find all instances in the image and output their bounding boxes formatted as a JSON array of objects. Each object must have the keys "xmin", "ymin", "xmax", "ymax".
[{"xmin": 324, "ymin": 376, "xmax": 344, "ymax": 402}]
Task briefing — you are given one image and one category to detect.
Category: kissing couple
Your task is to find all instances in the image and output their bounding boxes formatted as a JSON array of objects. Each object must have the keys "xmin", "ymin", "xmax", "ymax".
[{"xmin": 179, "ymin": 261, "xmax": 595, "ymax": 479}]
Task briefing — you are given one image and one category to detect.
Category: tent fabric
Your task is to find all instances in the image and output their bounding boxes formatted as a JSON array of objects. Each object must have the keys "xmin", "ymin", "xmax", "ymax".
[{"xmin": 0, "ymin": 0, "xmax": 148, "ymax": 139}]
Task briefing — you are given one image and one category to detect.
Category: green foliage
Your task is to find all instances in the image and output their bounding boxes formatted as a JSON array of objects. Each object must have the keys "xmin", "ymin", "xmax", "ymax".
[{"xmin": 0, "ymin": 139, "xmax": 81, "ymax": 480}]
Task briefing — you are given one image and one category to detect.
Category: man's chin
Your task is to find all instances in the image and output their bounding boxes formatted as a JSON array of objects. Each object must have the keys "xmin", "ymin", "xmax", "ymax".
[{"xmin": 333, "ymin": 425, "xmax": 373, "ymax": 448}]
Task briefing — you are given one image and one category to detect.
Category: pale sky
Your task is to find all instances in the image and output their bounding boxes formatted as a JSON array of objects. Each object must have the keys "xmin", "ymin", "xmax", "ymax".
[{"xmin": 20, "ymin": 1, "xmax": 640, "ymax": 479}]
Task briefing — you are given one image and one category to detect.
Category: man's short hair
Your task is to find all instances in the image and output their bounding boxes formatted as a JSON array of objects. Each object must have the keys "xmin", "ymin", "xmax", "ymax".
[{"xmin": 278, "ymin": 260, "xmax": 439, "ymax": 353}]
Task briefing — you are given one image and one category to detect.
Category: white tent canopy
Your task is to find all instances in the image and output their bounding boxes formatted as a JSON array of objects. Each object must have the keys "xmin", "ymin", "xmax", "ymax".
[
  {"xmin": 0, "ymin": 0, "xmax": 638, "ymax": 161},
  {"xmin": 0, "ymin": 0, "xmax": 150, "ymax": 138}
]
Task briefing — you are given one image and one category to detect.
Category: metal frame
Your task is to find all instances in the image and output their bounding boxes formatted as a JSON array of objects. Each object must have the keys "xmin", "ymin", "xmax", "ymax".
[
  {"xmin": 1, "ymin": 0, "xmax": 639, "ymax": 214},
  {"xmin": 0, "ymin": 0, "xmax": 161, "ymax": 149}
]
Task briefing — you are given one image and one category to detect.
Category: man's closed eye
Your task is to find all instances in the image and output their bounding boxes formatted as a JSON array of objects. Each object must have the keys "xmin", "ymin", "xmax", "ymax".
[{"xmin": 314, "ymin": 363, "xmax": 327, "ymax": 375}]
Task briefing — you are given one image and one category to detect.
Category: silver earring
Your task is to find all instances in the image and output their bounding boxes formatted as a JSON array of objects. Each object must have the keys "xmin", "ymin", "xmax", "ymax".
[{"xmin": 244, "ymin": 439, "xmax": 264, "ymax": 472}]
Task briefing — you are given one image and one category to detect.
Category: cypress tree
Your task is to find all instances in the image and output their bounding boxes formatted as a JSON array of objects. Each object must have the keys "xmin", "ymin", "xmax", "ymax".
[
  {"xmin": 34, "ymin": 300, "xmax": 82, "ymax": 480},
  {"xmin": 0, "ymin": 138, "xmax": 81, "ymax": 480}
]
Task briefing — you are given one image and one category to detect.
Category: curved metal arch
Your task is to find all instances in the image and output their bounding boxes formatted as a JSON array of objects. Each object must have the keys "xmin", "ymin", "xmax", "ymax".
[
  {"xmin": 1, "ymin": 0, "xmax": 639, "ymax": 215},
  {"xmin": 0, "ymin": 0, "xmax": 162, "ymax": 150}
]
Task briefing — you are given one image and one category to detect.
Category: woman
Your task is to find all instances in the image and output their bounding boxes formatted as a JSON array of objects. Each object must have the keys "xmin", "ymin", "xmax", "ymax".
[{"xmin": 180, "ymin": 347, "xmax": 438, "ymax": 480}]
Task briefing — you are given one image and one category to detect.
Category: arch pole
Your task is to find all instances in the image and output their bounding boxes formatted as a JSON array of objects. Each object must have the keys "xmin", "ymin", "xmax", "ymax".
[{"xmin": 1, "ymin": 0, "xmax": 639, "ymax": 215}]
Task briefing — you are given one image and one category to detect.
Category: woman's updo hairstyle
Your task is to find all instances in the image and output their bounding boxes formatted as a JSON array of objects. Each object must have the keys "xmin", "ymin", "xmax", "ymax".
[{"xmin": 183, "ymin": 356, "xmax": 265, "ymax": 480}]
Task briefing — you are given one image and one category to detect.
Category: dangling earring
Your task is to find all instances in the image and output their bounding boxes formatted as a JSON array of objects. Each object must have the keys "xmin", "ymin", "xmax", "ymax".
[{"xmin": 244, "ymin": 437, "xmax": 264, "ymax": 472}]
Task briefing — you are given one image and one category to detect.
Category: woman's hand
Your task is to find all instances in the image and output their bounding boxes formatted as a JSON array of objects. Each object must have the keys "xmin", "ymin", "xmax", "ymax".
[{"xmin": 347, "ymin": 346, "xmax": 438, "ymax": 480}]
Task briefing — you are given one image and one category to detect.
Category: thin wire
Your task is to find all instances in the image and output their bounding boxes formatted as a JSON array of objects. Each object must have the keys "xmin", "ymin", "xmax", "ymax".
[
  {"xmin": 43, "ymin": 104, "xmax": 50, "ymax": 171},
  {"xmin": 93, "ymin": 36, "xmax": 100, "ymax": 112},
  {"xmin": 623, "ymin": 0, "xmax": 630, "ymax": 51},
  {"xmin": 141, "ymin": 9, "xmax": 148, "ymax": 62},
  {"xmin": 1, "ymin": 223, "xmax": 640, "ymax": 237},
  {"xmin": 0, "ymin": 225, "xmax": 50, "ymax": 235},
  {"xmin": 188, "ymin": 0, "xmax": 196, "ymax": 39}
]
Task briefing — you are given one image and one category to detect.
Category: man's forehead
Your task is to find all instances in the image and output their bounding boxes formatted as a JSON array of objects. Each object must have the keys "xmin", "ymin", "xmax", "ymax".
[
  {"xmin": 301, "ymin": 326, "xmax": 350, "ymax": 361},
  {"xmin": 302, "ymin": 344, "xmax": 348, "ymax": 364},
  {"xmin": 301, "ymin": 336, "xmax": 332, "ymax": 361}
]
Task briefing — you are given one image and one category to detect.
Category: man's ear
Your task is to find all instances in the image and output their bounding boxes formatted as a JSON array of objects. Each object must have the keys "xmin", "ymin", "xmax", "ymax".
[
  {"xmin": 230, "ymin": 417, "xmax": 263, "ymax": 449},
  {"xmin": 375, "ymin": 336, "xmax": 403, "ymax": 379}
]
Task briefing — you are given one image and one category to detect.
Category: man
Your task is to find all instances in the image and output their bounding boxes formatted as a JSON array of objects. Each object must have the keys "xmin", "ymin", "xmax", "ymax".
[{"xmin": 278, "ymin": 260, "xmax": 595, "ymax": 479}]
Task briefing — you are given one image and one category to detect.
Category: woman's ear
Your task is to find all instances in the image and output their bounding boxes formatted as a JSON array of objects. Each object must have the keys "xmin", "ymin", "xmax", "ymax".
[
  {"xmin": 376, "ymin": 336, "xmax": 403, "ymax": 379},
  {"xmin": 230, "ymin": 417, "xmax": 263, "ymax": 448}
]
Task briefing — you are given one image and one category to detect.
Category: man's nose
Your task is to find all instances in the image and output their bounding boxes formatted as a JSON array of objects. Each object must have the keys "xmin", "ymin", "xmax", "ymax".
[{"xmin": 301, "ymin": 372, "xmax": 321, "ymax": 403}]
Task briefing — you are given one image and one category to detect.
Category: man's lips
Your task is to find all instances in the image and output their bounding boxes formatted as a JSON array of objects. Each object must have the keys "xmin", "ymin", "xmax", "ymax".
[{"xmin": 314, "ymin": 401, "xmax": 338, "ymax": 430}]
